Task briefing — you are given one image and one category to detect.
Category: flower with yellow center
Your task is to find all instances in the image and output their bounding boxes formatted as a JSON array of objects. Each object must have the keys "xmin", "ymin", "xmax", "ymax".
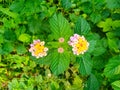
[
  {"xmin": 29, "ymin": 40, "xmax": 48, "ymax": 58},
  {"xmin": 68, "ymin": 34, "xmax": 89, "ymax": 55}
]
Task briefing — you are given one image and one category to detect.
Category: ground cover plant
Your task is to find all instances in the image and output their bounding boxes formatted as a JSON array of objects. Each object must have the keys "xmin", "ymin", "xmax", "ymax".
[{"xmin": 0, "ymin": 0, "xmax": 120, "ymax": 90}]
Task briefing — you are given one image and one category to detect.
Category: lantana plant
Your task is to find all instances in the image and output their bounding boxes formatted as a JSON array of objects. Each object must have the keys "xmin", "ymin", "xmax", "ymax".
[{"xmin": 29, "ymin": 13, "xmax": 93, "ymax": 76}]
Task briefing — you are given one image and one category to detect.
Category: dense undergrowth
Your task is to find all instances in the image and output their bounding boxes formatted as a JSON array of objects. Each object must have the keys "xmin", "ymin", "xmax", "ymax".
[{"xmin": 0, "ymin": 0, "xmax": 120, "ymax": 90}]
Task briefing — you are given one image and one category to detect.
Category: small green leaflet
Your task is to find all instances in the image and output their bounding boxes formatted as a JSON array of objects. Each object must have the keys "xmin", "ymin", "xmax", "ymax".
[
  {"xmin": 18, "ymin": 33, "xmax": 31, "ymax": 43},
  {"xmin": 49, "ymin": 13, "xmax": 73, "ymax": 40}
]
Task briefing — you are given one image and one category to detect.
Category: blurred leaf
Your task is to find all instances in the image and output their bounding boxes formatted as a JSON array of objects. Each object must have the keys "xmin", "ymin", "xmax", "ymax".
[
  {"xmin": 92, "ymin": 55, "xmax": 107, "ymax": 70},
  {"xmin": 9, "ymin": 0, "xmax": 24, "ymax": 13},
  {"xmin": 77, "ymin": 53, "xmax": 92, "ymax": 75},
  {"xmin": 101, "ymin": 9, "xmax": 110, "ymax": 19},
  {"xmin": 104, "ymin": 55, "xmax": 120, "ymax": 78},
  {"xmin": 90, "ymin": 13, "xmax": 101, "ymax": 24},
  {"xmin": 87, "ymin": 40, "xmax": 97, "ymax": 53},
  {"xmin": 61, "ymin": 0, "xmax": 72, "ymax": 10},
  {"xmin": 8, "ymin": 78, "xmax": 20, "ymax": 90},
  {"xmin": 81, "ymin": 1, "xmax": 92, "ymax": 14},
  {"xmin": 0, "ymin": 34, "xmax": 3, "ymax": 44},
  {"xmin": 93, "ymin": 46, "xmax": 106, "ymax": 56},
  {"xmin": 97, "ymin": 18, "xmax": 113, "ymax": 32},
  {"xmin": 2, "ymin": 42, "xmax": 14, "ymax": 54},
  {"xmin": 112, "ymin": 80, "xmax": 120, "ymax": 90},
  {"xmin": 51, "ymin": 81, "xmax": 59, "ymax": 89},
  {"xmin": 106, "ymin": 0, "xmax": 120, "ymax": 9},
  {"xmin": 18, "ymin": 33, "xmax": 31, "ymax": 43},
  {"xmin": 84, "ymin": 74, "xmax": 99, "ymax": 90},
  {"xmin": 97, "ymin": 18, "xmax": 120, "ymax": 32},
  {"xmin": 74, "ymin": 16, "xmax": 91, "ymax": 35},
  {"xmin": 49, "ymin": 13, "xmax": 73, "ymax": 40},
  {"xmin": 0, "ymin": 6, "xmax": 18, "ymax": 18},
  {"xmin": 50, "ymin": 51, "xmax": 70, "ymax": 75},
  {"xmin": 108, "ymin": 38, "xmax": 120, "ymax": 53},
  {"xmin": 4, "ymin": 29, "xmax": 17, "ymax": 41},
  {"xmin": 72, "ymin": 75, "xmax": 83, "ymax": 90},
  {"xmin": 16, "ymin": 44, "xmax": 27, "ymax": 54}
]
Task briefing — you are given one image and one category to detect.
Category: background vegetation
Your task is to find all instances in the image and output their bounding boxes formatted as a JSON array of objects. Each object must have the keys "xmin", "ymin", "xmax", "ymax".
[{"xmin": 0, "ymin": 0, "xmax": 120, "ymax": 90}]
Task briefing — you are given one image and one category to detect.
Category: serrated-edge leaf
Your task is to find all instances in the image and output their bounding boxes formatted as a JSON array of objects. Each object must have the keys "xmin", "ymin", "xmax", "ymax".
[
  {"xmin": 50, "ymin": 51, "xmax": 70, "ymax": 75},
  {"xmin": 49, "ymin": 13, "xmax": 73, "ymax": 40},
  {"xmin": 74, "ymin": 16, "xmax": 91, "ymax": 35},
  {"xmin": 84, "ymin": 74, "xmax": 99, "ymax": 90},
  {"xmin": 112, "ymin": 80, "xmax": 120, "ymax": 90},
  {"xmin": 104, "ymin": 55, "xmax": 120, "ymax": 78},
  {"xmin": 77, "ymin": 54, "xmax": 92, "ymax": 75}
]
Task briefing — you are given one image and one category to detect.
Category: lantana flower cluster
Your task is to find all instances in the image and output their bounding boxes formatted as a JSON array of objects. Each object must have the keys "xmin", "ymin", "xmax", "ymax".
[
  {"xmin": 29, "ymin": 34, "xmax": 89, "ymax": 58},
  {"xmin": 68, "ymin": 34, "xmax": 89, "ymax": 55},
  {"xmin": 29, "ymin": 40, "xmax": 48, "ymax": 58}
]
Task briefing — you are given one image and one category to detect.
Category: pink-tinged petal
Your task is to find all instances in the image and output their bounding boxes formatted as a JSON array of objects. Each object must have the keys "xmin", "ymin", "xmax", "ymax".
[
  {"xmin": 30, "ymin": 44, "xmax": 34, "ymax": 47},
  {"xmin": 37, "ymin": 39, "xmax": 40, "ymax": 42},
  {"xmin": 68, "ymin": 41, "xmax": 72, "ymax": 46},
  {"xmin": 74, "ymin": 34, "xmax": 80, "ymax": 39}
]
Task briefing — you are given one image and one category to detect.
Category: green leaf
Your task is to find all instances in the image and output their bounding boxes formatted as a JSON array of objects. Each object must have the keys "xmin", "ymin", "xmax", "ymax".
[
  {"xmin": 16, "ymin": 45, "xmax": 27, "ymax": 54},
  {"xmin": 74, "ymin": 16, "xmax": 91, "ymax": 35},
  {"xmin": 92, "ymin": 55, "xmax": 107, "ymax": 70},
  {"xmin": 9, "ymin": 0, "xmax": 24, "ymax": 13},
  {"xmin": 71, "ymin": 75, "xmax": 83, "ymax": 90},
  {"xmin": 87, "ymin": 40, "xmax": 97, "ymax": 53},
  {"xmin": 108, "ymin": 38, "xmax": 120, "ymax": 53},
  {"xmin": 0, "ymin": 34, "xmax": 3, "ymax": 44},
  {"xmin": 61, "ymin": 0, "xmax": 72, "ymax": 10},
  {"xmin": 106, "ymin": 0, "xmax": 120, "ymax": 9},
  {"xmin": 92, "ymin": 46, "xmax": 106, "ymax": 56},
  {"xmin": 104, "ymin": 55, "xmax": 120, "ymax": 78},
  {"xmin": 97, "ymin": 18, "xmax": 113, "ymax": 32},
  {"xmin": 50, "ymin": 51, "xmax": 70, "ymax": 75},
  {"xmin": 4, "ymin": 29, "xmax": 17, "ymax": 41},
  {"xmin": 81, "ymin": 1, "xmax": 92, "ymax": 14},
  {"xmin": 49, "ymin": 13, "xmax": 73, "ymax": 40},
  {"xmin": 112, "ymin": 80, "xmax": 120, "ymax": 90},
  {"xmin": 2, "ymin": 42, "xmax": 14, "ymax": 54},
  {"xmin": 90, "ymin": 13, "xmax": 101, "ymax": 24},
  {"xmin": 18, "ymin": 34, "xmax": 31, "ymax": 43},
  {"xmin": 0, "ymin": 6, "xmax": 18, "ymax": 18},
  {"xmin": 84, "ymin": 74, "xmax": 99, "ymax": 90},
  {"xmin": 77, "ymin": 54, "xmax": 92, "ymax": 75}
]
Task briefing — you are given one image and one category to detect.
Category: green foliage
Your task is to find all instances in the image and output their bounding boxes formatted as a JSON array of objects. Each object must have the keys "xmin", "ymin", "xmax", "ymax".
[
  {"xmin": 104, "ymin": 55, "xmax": 120, "ymax": 78},
  {"xmin": 50, "ymin": 51, "xmax": 70, "ymax": 75},
  {"xmin": 77, "ymin": 54, "xmax": 92, "ymax": 75},
  {"xmin": 49, "ymin": 13, "xmax": 73, "ymax": 40},
  {"xmin": 84, "ymin": 74, "xmax": 99, "ymax": 90},
  {"xmin": 112, "ymin": 80, "xmax": 120, "ymax": 90},
  {"xmin": 106, "ymin": 0, "xmax": 120, "ymax": 9},
  {"xmin": 74, "ymin": 16, "xmax": 91, "ymax": 35},
  {"xmin": 0, "ymin": 0, "xmax": 120, "ymax": 89},
  {"xmin": 18, "ymin": 33, "xmax": 31, "ymax": 43}
]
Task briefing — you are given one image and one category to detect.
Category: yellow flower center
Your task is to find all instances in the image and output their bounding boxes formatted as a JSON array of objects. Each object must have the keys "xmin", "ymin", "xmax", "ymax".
[
  {"xmin": 34, "ymin": 43, "xmax": 45, "ymax": 56},
  {"xmin": 75, "ymin": 38, "xmax": 88, "ymax": 54}
]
